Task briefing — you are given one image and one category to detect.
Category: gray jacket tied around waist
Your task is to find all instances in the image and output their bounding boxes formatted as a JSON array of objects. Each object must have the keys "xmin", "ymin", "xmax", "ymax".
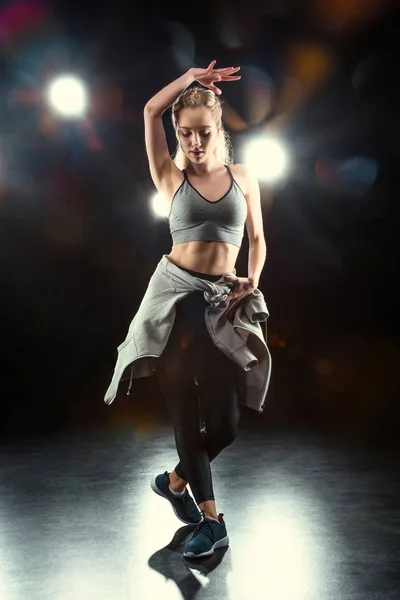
[{"xmin": 104, "ymin": 254, "xmax": 272, "ymax": 412}]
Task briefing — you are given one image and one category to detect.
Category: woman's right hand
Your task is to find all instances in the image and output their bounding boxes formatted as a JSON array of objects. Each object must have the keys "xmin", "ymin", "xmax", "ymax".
[{"xmin": 189, "ymin": 60, "xmax": 241, "ymax": 95}]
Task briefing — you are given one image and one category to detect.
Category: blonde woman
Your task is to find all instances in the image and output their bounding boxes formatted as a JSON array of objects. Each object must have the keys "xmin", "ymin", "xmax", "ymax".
[{"xmin": 106, "ymin": 61, "xmax": 268, "ymax": 558}]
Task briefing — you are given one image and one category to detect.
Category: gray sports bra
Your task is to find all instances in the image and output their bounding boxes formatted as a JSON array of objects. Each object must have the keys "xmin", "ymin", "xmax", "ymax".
[{"xmin": 169, "ymin": 165, "xmax": 247, "ymax": 248}]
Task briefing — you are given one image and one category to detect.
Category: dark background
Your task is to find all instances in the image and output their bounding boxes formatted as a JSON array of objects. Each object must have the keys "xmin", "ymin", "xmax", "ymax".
[{"xmin": 0, "ymin": 0, "xmax": 399, "ymax": 443}]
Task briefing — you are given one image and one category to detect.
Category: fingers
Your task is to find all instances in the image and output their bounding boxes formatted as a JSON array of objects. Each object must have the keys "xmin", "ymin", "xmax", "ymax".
[
  {"xmin": 207, "ymin": 63, "xmax": 241, "ymax": 74},
  {"xmin": 214, "ymin": 66, "xmax": 241, "ymax": 84},
  {"xmin": 215, "ymin": 66, "xmax": 241, "ymax": 73},
  {"xmin": 204, "ymin": 63, "xmax": 241, "ymax": 94},
  {"xmin": 219, "ymin": 67, "xmax": 241, "ymax": 80},
  {"xmin": 220, "ymin": 75, "xmax": 241, "ymax": 81}
]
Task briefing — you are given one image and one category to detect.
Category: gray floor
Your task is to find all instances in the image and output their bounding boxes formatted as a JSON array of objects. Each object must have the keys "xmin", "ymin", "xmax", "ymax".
[{"xmin": 0, "ymin": 424, "xmax": 399, "ymax": 600}]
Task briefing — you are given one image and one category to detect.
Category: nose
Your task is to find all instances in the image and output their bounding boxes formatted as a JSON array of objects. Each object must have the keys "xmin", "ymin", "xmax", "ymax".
[{"xmin": 192, "ymin": 132, "xmax": 202, "ymax": 147}]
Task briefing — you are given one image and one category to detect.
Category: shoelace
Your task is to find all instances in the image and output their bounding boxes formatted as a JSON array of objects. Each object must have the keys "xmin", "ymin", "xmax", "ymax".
[{"xmin": 191, "ymin": 514, "xmax": 223, "ymax": 540}]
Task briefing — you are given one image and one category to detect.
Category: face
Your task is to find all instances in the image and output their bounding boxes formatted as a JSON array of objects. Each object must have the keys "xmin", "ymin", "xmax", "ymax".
[{"xmin": 177, "ymin": 106, "xmax": 220, "ymax": 163}]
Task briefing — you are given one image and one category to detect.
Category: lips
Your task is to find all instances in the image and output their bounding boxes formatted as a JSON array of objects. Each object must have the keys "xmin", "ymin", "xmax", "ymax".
[{"xmin": 191, "ymin": 151, "xmax": 203, "ymax": 156}]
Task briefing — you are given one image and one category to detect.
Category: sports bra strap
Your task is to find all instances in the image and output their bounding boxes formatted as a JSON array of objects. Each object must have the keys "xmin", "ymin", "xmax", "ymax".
[
  {"xmin": 224, "ymin": 164, "xmax": 234, "ymax": 181},
  {"xmin": 182, "ymin": 168, "xmax": 188, "ymax": 180}
]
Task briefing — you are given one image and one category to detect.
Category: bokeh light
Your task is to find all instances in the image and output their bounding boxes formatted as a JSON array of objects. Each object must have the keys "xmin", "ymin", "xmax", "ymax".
[
  {"xmin": 165, "ymin": 21, "xmax": 195, "ymax": 71},
  {"xmin": 351, "ymin": 51, "xmax": 400, "ymax": 103},
  {"xmin": 213, "ymin": 9, "xmax": 246, "ymax": 49},
  {"xmin": 243, "ymin": 136, "xmax": 289, "ymax": 182},
  {"xmin": 220, "ymin": 101, "xmax": 249, "ymax": 132},
  {"xmin": 0, "ymin": 0, "xmax": 48, "ymax": 43},
  {"xmin": 46, "ymin": 75, "xmax": 88, "ymax": 118},
  {"xmin": 311, "ymin": 0, "xmax": 386, "ymax": 32},
  {"xmin": 314, "ymin": 358, "xmax": 333, "ymax": 376},
  {"xmin": 278, "ymin": 42, "xmax": 335, "ymax": 114},
  {"xmin": 315, "ymin": 156, "xmax": 378, "ymax": 197},
  {"xmin": 288, "ymin": 42, "xmax": 334, "ymax": 87},
  {"xmin": 352, "ymin": 53, "xmax": 382, "ymax": 92},
  {"xmin": 241, "ymin": 65, "xmax": 275, "ymax": 126},
  {"xmin": 268, "ymin": 332, "xmax": 281, "ymax": 347},
  {"xmin": 151, "ymin": 192, "xmax": 169, "ymax": 218}
]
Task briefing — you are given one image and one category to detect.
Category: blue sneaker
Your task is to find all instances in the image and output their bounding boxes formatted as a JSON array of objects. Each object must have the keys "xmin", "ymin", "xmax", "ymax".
[
  {"xmin": 151, "ymin": 471, "xmax": 203, "ymax": 525},
  {"xmin": 183, "ymin": 513, "xmax": 229, "ymax": 558}
]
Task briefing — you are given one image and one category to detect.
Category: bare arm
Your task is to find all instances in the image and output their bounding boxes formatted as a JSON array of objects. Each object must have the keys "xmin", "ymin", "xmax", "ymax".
[
  {"xmin": 143, "ymin": 71, "xmax": 195, "ymax": 191},
  {"xmin": 144, "ymin": 70, "xmax": 195, "ymax": 117},
  {"xmin": 144, "ymin": 60, "xmax": 240, "ymax": 115},
  {"xmin": 143, "ymin": 63, "xmax": 241, "ymax": 191},
  {"xmin": 243, "ymin": 164, "xmax": 267, "ymax": 287}
]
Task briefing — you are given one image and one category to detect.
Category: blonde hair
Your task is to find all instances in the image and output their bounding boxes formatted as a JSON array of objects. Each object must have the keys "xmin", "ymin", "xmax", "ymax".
[{"xmin": 171, "ymin": 86, "xmax": 233, "ymax": 170}]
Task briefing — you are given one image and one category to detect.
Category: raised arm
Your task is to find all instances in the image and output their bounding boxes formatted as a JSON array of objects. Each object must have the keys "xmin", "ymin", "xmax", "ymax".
[
  {"xmin": 143, "ymin": 62, "xmax": 241, "ymax": 192},
  {"xmin": 144, "ymin": 70, "xmax": 195, "ymax": 192}
]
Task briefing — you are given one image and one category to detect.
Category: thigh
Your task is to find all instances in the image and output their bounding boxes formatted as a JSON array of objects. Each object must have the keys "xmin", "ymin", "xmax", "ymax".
[
  {"xmin": 155, "ymin": 296, "xmax": 199, "ymax": 423},
  {"xmin": 192, "ymin": 301, "xmax": 241, "ymax": 429}
]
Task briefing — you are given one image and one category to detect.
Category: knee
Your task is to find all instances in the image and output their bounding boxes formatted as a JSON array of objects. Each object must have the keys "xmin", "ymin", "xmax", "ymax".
[
  {"xmin": 222, "ymin": 422, "xmax": 239, "ymax": 447},
  {"xmin": 174, "ymin": 417, "xmax": 199, "ymax": 436},
  {"xmin": 219, "ymin": 430, "xmax": 237, "ymax": 449},
  {"xmin": 208, "ymin": 418, "xmax": 239, "ymax": 448}
]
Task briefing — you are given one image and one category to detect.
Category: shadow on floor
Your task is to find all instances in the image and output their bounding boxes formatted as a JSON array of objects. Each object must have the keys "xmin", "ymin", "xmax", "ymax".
[{"xmin": 148, "ymin": 524, "xmax": 230, "ymax": 599}]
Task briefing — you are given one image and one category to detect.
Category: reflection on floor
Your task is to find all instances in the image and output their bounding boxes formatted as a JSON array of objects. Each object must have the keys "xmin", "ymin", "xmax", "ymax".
[{"xmin": 0, "ymin": 423, "xmax": 399, "ymax": 600}]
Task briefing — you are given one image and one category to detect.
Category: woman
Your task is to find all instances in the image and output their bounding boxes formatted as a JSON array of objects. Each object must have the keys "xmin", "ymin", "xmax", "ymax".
[
  {"xmin": 107, "ymin": 61, "xmax": 268, "ymax": 559},
  {"xmin": 145, "ymin": 60, "xmax": 267, "ymax": 558}
]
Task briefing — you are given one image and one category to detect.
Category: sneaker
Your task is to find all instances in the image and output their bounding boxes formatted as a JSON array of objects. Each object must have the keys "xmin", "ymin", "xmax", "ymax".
[
  {"xmin": 183, "ymin": 512, "xmax": 229, "ymax": 558},
  {"xmin": 151, "ymin": 471, "xmax": 203, "ymax": 525}
]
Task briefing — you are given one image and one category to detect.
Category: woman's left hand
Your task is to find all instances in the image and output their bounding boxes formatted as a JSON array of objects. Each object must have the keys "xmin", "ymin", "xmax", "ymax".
[{"xmin": 222, "ymin": 275, "xmax": 257, "ymax": 318}]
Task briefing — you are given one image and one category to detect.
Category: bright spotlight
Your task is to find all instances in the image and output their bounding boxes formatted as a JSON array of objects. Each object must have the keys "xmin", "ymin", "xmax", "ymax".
[
  {"xmin": 243, "ymin": 136, "xmax": 289, "ymax": 182},
  {"xmin": 151, "ymin": 191, "xmax": 170, "ymax": 218},
  {"xmin": 46, "ymin": 75, "xmax": 88, "ymax": 118}
]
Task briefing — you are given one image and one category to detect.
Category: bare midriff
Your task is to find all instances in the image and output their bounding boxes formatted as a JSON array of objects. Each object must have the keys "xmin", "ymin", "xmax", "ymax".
[
  {"xmin": 165, "ymin": 163, "xmax": 246, "ymax": 276},
  {"xmin": 167, "ymin": 241, "xmax": 240, "ymax": 275}
]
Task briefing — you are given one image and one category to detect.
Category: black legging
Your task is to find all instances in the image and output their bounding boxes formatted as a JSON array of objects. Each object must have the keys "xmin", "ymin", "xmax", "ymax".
[{"xmin": 155, "ymin": 266, "xmax": 241, "ymax": 504}]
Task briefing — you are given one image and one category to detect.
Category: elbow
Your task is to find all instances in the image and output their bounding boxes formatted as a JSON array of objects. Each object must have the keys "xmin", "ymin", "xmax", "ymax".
[
  {"xmin": 144, "ymin": 103, "xmax": 162, "ymax": 118},
  {"xmin": 144, "ymin": 103, "xmax": 154, "ymax": 116},
  {"xmin": 249, "ymin": 235, "xmax": 267, "ymax": 247}
]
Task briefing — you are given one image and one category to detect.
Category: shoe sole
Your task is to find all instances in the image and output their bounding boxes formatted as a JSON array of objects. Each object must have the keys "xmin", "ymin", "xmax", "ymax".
[
  {"xmin": 150, "ymin": 476, "xmax": 203, "ymax": 526},
  {"xmin": 183, "ymin": 535, "xmax": 230, "ymax": 558}
]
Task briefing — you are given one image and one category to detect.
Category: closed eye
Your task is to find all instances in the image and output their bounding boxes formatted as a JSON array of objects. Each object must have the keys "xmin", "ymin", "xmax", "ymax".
[{"xmin": 181, "ymin": 131, "xmax": 210, "ymax": 138}]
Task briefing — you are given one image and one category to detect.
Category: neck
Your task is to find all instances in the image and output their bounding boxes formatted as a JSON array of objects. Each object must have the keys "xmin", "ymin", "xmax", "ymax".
[{"xmin": 187, "ymin": 156, "xmax": 222, "ymax": 177}]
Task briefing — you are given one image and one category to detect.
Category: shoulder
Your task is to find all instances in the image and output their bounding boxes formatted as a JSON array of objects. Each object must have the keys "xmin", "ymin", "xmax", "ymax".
[
  {"xmin": 229, "ymin": 163, "xmax": 259, "ymax": 197},
  {"xmin": 230, "ymin": 163, "xmax": 247, "ymax": 177}
]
